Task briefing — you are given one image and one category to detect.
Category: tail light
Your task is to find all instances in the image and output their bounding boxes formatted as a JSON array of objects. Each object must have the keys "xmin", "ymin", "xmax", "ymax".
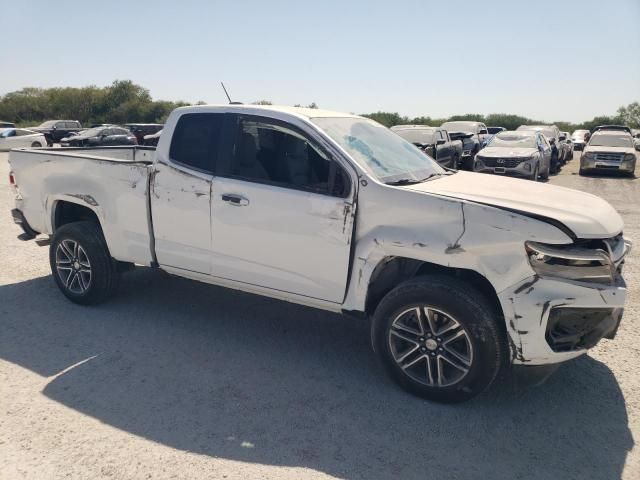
[{"xmin": 9, "ymin": 171, "xmax": 16, "ymax": 186}]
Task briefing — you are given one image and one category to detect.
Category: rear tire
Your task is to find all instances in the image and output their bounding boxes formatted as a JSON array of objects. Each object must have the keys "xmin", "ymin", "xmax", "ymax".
[
  {"xmin": 371, "ymin": 275, "xmax": 507, "ymax": 403},
  {"xmin": 49, "ymin": 221, "xmax": 120, "ymax": 305},
  {"xmin": 31, "ymin": 141, "xmax": 42, "ymax": 147}
]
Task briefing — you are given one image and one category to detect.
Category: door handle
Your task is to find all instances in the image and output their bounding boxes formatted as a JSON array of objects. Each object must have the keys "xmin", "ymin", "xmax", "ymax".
[{"xmin": 221, "ymin": 193, "xmax": 249, "ymax": 206}]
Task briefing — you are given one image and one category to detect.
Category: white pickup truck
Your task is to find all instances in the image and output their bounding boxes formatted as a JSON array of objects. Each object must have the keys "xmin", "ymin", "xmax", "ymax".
[{"xmin": 9, "ymin": 105, "xmax": 631, "ymax": 403}]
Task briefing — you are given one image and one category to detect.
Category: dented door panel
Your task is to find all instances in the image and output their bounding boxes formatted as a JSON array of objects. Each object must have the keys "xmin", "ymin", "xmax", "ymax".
[
  {"xmin": 150, "ymin": 160, "xmax": 212, "ymax": 274},
  {"xmin": 210, "ymin": 176, "xmax": 354, "ymax": 303}
]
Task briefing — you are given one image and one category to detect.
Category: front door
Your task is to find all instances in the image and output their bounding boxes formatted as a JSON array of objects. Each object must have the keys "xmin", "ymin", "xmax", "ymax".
[{"xmin": 210, "ymin": 114, "xmax": 355, "ymax": 303}]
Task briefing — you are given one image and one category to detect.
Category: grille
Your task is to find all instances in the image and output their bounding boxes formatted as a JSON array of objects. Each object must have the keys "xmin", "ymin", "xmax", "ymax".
[
  {"xmin": 594, "ymin": 152, "xmax": 623, "ymax": 162},
  {"xmin": 481, "ymin": 157, "xmax": 524, "ymax": 168}
]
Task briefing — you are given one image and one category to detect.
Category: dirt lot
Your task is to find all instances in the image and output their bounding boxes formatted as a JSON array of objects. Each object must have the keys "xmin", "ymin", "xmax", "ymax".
[{"xmin": 0, "ymin": 151, "xmax": 638, "ymax": 480}]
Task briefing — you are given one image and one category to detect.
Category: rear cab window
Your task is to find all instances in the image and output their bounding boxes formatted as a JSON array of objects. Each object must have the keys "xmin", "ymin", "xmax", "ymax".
[{"xmin": 169, "ymin": 113, "xmax": 224, "ymax": 174}]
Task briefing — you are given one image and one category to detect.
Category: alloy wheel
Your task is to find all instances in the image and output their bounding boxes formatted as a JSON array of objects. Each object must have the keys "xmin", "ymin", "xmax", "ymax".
[
  {"xmin": 388, "ymin": 306, "xmax": 474, "ymax": 387},
  {"xmin": 55, "ymin": 239, "xmax": 92, "ymax": 294}
]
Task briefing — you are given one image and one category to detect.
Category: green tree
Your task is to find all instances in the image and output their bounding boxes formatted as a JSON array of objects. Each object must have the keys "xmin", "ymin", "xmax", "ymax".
[
  {"xmin": 617, "ymin": 101, "xmax": 640, "ymax": 128},
  {"xmin": 360, "ymin": 111, "xmax": 409, "ymax": 127}
]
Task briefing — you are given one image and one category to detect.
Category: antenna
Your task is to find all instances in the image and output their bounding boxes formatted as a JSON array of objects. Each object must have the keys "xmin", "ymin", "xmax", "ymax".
[{"xmin": 221, "ymin": 82, "xmax": 232, "ymax": 103}]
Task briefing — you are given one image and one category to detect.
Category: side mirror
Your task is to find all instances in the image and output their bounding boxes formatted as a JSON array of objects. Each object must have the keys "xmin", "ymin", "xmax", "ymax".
[{"xmin": 436, "ymin": 139, "xmax": 446, "ymax": 145}]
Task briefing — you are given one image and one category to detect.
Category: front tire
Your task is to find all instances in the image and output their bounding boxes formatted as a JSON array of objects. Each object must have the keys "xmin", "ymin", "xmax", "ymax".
[
  {"xmin": 451, "ymin": 154, "xmax": 459, "ymax": 170},
  {"xmin": 540, "ymin": 161, "xmax": 550, "ymax": 180},
  {"xmin": 31, "ymin": 141, "xmax": 42, "ymax": 147},
  {"xmin": 49, "ymin": 221, "xmax": 120, "ymax": 305},
  {"xmin": 372, "ymin": 275, "xmax": 507, "ymax": 403},
  {"xmin": 530, "ymin": 163, "xmax": 539, "ymax": 181}
]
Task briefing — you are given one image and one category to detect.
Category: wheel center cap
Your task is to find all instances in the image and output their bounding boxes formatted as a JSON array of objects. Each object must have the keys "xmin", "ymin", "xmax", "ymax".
[
  {"xmin": 74, "ymin": 261, "xmax": 80, "ymax": 270},
  {"xmin": 425, "ymin": 338, "xmax": 438, "ymax": 351}
]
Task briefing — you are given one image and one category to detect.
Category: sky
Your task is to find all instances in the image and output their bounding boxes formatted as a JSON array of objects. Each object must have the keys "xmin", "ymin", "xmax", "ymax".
[{"xmin": 3, "ymin": 0, "xmax": 639, "ymax": 123}]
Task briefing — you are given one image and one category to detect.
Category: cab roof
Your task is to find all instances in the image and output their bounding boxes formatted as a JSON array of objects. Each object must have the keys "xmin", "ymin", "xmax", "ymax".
[{"xmin": 177, "ymin": 104, "xmax": 359, "ymax": 120}]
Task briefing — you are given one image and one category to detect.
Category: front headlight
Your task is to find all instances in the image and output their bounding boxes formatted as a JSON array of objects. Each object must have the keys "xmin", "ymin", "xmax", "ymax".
[
  {"xmin": 525, "ymin": 241, "xmax": 614, "ymax": 284},
  {"xmin": 624, "ymin": 153, "xmax": 636, "ymax": 162}
]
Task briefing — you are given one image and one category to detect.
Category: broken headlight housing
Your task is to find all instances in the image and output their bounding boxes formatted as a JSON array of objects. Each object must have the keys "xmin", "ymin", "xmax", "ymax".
[{"xmin": 525, "ymin": 241, "xmax": 614, "ymax": 284}]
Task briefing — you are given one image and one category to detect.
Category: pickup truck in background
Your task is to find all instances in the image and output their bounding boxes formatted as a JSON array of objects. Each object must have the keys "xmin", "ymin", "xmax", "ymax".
[
  {"xmin": 391, "ymin": 125, "xmax": 463, "ymax": 169},
  {"xmin": 30, "ymin": 120, "xmax": 83, "ymax": 145},
  {"xmin": 440, "ymin": 121, "xmax": 490, "ymax": 170},
  {"xmin": 9, "ymin": 105, "xmax": 630, "ymax": 403}
]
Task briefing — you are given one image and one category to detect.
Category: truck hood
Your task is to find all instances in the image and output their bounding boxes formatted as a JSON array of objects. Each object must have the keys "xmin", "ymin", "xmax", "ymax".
[
  {"xmin": 403, "ymin": 171, "xmax": 623, "ymax": 239},
  {"xmin": 479, "ymin": 147, "xmax": 537, "ymax": 157}
]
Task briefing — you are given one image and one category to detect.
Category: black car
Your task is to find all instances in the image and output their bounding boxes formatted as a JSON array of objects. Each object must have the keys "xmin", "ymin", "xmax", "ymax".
[
  {"xmin": 31, "ymin": 120, "xmax": 83, "ymax": 145},
  {"xmin": 60, "ymin": 126, "xmax": 137, "ymax": 147},
  {"xmin": 440, "ymin": 121, "xmax": 490, "ymax": 170},
  {"xmin": 0, "ymin": 121, "xmax": 16, "ymax": 129},
  {"xmin": 124, "ymin": 123, "xmax": 164, "ymax": 145},
  {"xmin": 391, "ymin": 125, "xmax": 463, "ymax": 169}
]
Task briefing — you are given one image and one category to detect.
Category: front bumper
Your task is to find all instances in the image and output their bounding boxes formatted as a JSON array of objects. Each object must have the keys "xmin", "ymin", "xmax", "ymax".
[
  {"xmin": 499, "ymin": 275, "xmax": 627, "ymax": 366},
  {"xmin": 474, "ymin": 158, "xmax": 536, "ymax": 178},
  {"xmin": 581, "ymin": 156, "xmax": 636, "ymax": 173}
]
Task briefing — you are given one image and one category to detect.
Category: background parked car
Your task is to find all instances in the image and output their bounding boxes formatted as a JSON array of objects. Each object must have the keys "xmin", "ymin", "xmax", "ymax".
[
  {"xmin": 560, "ymin": 131, "xmax": 573, "ymax": 160},
  {"xmin": 60, "ymin": 126, "xmax": 137, "ymax": 147},
  {"xmin": 474, "ymin": 130, "xmax": 551, "ymax": 180},
  {"xmin": 571, "ymin": 129, "xmax": 590, "ymax": 150},
  {"xmin": 0, "ymin": 128, "xmax": 47, "ymax": 151},
  {"xmin": 31, "ymin": 120, "xmax": 83, "ymax": 145},
  {"xmin": 124, "ymin": 123, "xmax": 164, "ymax": 145},
  {"xmin": 440, "ymin": 121, "xmax": 490, "ymax": 170},
  {"xmin": 516, "ymin": 124, "xmax": 564, "ymax": 172},
  {"xmin": 143, "ymin": 129, "xmax": 162, "ymax": 146},
  {"xmin": 391, "ymin": 125, "xmax": 463, "ymax": 169},
  {"xmin": 580, "ymin": 128, "xmax": 637, "ymax": 176},
  {"xmin": 0, "ymin": 121, "xmax": 16, "ymax": 128}
]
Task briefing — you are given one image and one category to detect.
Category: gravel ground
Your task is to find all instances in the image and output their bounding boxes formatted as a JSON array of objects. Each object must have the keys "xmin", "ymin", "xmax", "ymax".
[{"xmin": 0, "ymin": 150, "xmax": 638, "ymax": 480}]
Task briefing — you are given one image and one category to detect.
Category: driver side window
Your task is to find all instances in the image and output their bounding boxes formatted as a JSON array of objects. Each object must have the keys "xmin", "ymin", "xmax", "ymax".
[{"xmin": 229, "ymin": 116, "xmax": 350, "ymax": 198}]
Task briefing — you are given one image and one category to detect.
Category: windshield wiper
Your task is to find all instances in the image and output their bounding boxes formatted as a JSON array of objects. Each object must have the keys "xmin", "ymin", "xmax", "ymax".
[{"xmin": 385, "ymin": 173, "xmax": 445, "ymax": 186}]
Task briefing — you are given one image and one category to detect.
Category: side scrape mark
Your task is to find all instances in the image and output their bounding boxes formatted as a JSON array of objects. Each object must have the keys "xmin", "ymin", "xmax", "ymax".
[{"xmin": 445, "ymin": 203, "xmax": 466, "ymax": 254}]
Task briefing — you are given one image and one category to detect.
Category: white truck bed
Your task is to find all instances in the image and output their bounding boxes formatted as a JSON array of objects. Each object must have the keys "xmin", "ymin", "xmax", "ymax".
[{"xmin": 9, "ymin": 147, "xmax": 156, "ymax": 265}]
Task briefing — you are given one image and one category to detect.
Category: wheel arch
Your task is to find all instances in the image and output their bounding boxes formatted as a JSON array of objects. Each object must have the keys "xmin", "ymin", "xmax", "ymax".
[
  {"xmin": 364, "ymin": 256, "xmax": 505, "ymax": 322},
  {"xmin": 51, "ymin": 198, "xmax": 103, "ymax": 234}
]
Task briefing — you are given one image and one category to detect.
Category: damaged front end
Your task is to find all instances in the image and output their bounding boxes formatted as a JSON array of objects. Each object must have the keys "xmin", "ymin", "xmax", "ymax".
[{"xmin": 501, "ymin": 233, "xmax": 631, "ymax": 368}]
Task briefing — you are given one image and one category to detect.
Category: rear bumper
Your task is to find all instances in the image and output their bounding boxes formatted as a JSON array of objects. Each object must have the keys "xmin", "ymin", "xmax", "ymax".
[
  {"xmin": 11, "ymin": 208, "xmax": 39, "ymax": 240},
  {"xmin": 499, "ymin": 274, "xmax": 627, "ymax": 366}
]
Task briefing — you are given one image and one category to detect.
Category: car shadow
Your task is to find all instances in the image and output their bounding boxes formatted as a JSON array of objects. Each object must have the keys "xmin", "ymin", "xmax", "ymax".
[{"xmin": 0, "ymin": 269, "xmax": 634, "ymax": 480}]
